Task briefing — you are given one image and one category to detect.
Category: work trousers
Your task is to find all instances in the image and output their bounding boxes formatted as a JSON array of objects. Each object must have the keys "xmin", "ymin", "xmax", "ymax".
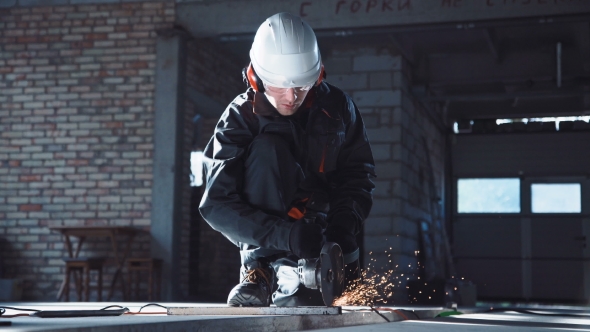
[{"xmin": 239, "ymin": 132, "xmax": 324, "ymax": 306}]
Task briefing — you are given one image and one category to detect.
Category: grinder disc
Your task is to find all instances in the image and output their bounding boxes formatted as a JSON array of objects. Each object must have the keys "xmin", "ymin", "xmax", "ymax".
[{"xmin": 319, "ymin": 242, "xmax": 345, "ymax": 306}]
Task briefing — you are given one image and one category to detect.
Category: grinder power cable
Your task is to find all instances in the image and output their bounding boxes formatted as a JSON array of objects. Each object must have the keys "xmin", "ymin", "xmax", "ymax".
[{"xmin": 297, "ymin": 242, "xmax": 345, "ymax": 306}]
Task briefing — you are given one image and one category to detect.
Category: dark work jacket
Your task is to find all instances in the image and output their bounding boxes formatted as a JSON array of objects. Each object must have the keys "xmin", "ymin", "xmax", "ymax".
[{"xmin": 199, "ymin": 82, "xmax": 376, "ymax": 251}]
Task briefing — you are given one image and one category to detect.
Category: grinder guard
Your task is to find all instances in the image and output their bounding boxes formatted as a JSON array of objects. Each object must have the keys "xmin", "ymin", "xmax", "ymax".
[{"xmin": 297, "ymin": 242, "xmax": 345, "ymax": 306}]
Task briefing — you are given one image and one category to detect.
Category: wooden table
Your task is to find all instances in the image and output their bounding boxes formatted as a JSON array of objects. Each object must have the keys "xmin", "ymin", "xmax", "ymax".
[{"xmin": 50, "ymin": 226, "xmax": 143, "ymax": 301}]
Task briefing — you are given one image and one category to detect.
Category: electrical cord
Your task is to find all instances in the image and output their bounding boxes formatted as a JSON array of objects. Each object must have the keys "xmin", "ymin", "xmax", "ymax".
[
  {"xmin": 341, "ymin": 306, "xmax": 422, "ymax": 322},
  {"xmin": 100, "ymin": 305, "xmax": 129, "ymax": 311},
  {"xmin": 125, "ymin": 303, "xmax": 169, "ymax": 315},
  {"xmin": 0, "ymin": 306, "xmax": 41, "ymax": 318},
  {"xmin": 370, "ymin": 306, "xmax": 391, "ymax": 322},
  {"xmin": 0, "ymin": 304, "xmax": 171, "ymax": 318},
  {"xmin": 0, "ymin": 306, "xmax": 40, "ymax": 313}
]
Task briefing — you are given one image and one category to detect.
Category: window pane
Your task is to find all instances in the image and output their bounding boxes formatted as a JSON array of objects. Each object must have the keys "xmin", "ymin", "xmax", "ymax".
[
  {"xmin": 531, "ymin": 184, "xmax": 581, "ymax": 213},
  {"xmin": 190, "ymin": 151, "xmax": 204, "ymax": 187},
  {"xmin": 458, "ymin": 178, "xmax": 520, "ymax": 213}
]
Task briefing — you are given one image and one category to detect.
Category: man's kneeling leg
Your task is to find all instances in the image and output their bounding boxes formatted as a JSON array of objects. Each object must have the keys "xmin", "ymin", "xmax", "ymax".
[{"xmin": 227, "ymin": 260, "xmax": 274, "ymax": 307}]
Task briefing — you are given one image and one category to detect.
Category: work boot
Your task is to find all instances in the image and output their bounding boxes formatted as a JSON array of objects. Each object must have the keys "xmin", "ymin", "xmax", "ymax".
[{"xmin": 227, "ymin": 263, "xmax": 273, "ymax": 307}]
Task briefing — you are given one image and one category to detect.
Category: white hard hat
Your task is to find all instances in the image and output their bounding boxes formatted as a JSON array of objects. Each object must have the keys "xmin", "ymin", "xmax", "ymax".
[{"xmin": 250, "ymin": 12, "xmax": 322, "ymax": 88}]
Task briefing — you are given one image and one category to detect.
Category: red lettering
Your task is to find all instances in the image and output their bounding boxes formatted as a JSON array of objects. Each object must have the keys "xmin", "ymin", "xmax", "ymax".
[
  {"xmin": 383, "ymin": 0, "xmax": 394, "ymax": 11},
  {"xmin": 398, "ymin": 0, "xmax": 411, "ymax": 10},
  {"xmin": 299, "ymin": 2, "xmax": 311, "ymax": 17},
  {"xmin": 366, "ymin": 0, "xmax": 378, "ymax": 12},
  {"xmin": 336, "ymin": 0, "xmax": 347, "ymax": 14},
  {"xmin": 487, "ymin": 0, "xmax": 494, "ymax": 5},
  {"xmin": 351, "ymin": 0, "xmax": 361, "ymax": 12}
]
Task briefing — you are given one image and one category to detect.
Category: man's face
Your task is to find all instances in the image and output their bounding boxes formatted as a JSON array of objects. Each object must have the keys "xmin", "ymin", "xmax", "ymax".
[{"xmin": 264, "ymin": 84, "xmax": 312, "ymax": 116}]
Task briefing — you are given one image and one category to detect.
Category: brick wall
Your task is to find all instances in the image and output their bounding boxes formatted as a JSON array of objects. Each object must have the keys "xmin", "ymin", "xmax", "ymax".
[
  {"xmin": 0, "ymin": 1, "xmax": 174, "ymax": 301},
  {"xmin": 323, "ymin": 46, "xmax": 446, "ymax": 305}
]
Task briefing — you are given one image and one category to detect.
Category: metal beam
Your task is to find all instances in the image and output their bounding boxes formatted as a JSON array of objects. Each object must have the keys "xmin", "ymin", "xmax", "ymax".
[
  {"xmin": 216, "ymin": 14, "xmax": 590, "ymax": 43},
  {"xmin": 177, "ymin": 0, "xmax": 590, "ymax": 38},
  {"xmin": 169, "ymin": 306, "xmax": 342, "ymax": 315},
  {"xmin": 446, "ymin": 96, "xmax": 584, "ymax": 119},
  {"xmin": 151, "ymin": 29, "xmax": 189, "ymax": 301},
  {"xmin": 427, "ymin": 89, "xmax": 583, "ymax": 102},
  {"xmin": 425, "ymin": 49, "xmax": 581, "ymax": 87}
]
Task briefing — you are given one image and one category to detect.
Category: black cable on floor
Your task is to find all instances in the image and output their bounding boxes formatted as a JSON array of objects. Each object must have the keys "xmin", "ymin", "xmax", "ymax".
[
  {"xmin": 0, "ymin": 306, "xmax": 41, "ymax": 314},
  {"xmin": 369, "ymin": 306, "xmax": 391, "ymax": 322},
  {"xmin": 137, "ymin": 303, "xmax": 169, "ymax": 313},
  {"xmin": 100, "ymin": 305, "xmax": 129, "ymax": 311}
]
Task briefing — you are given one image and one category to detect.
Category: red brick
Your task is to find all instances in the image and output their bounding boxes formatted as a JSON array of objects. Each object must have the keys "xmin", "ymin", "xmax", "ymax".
[
  {"xmin": 19, "ymin": 204, "xmax": 42, "ymax": 212},
  {"xmin": 19, "ymin": 175, "xmax": 42, "ymax": 182},
  {"xmin": 66, "ymin": 159, "xmax": 89, "ymax": 166},
  {"xmin": 17, "ymin": 36, "xmax": 38, "ymax": 43},
  {"xmin": 127, "ymin": 61, "xmax": 148, "ymax": 69},
  {"xmin": 84, "ymin": 33, "xmax": 107, "ymax": 41},
  {"xmin": 40, "ymin": 35, "xmax": 62, "ymax": 43},
  {"xmin": 115, "ymin": 69, "xmax": 137, "ymax": 76},
  {"xmin": 115, "ymin": 25, "xmax": 131, "ymax": 32},
  {"xmin": 102, "ymin": 122, "xmax": 122, "ymax": 129},
  {"xmin": 70, "ymin": 41, "xmax": 93, "ymax": 48}
]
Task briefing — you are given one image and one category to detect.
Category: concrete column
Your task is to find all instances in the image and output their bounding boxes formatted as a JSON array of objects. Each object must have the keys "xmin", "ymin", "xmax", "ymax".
[{"xmin": 151, "ymin": 29, "xmax": 188, "ymax": 301}]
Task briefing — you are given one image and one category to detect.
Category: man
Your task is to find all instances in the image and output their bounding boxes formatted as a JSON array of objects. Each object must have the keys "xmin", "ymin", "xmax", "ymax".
[{"xmin": 199, "ymin": 12, "xmax": 375, "ymax": 307}]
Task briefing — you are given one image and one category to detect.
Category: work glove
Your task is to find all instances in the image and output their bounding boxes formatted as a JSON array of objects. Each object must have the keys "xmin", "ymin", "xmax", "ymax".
[
  {"xmin": 325, "ymin": 212, "xmax": 361, "ymax": 285},
  {"xmin": 324, "ymin": 212, "xmax": 358, "ymax": 255},
  {"xmin": 289, "ymin": 220, "xmax": 324, "ymax": 259},
  {"xmin": 302, "ymin": 211, "xmax": 327, "ymax": 228}
]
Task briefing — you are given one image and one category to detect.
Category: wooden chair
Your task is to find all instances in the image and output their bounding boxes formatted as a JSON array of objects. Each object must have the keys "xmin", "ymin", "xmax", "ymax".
[
  {"xmin": 63, "ymin": 257, "xmax": 106, "ymax": 302},
  {"xmin": 126, "ymin": 258, "xmax": 162, "ymax": 301}
]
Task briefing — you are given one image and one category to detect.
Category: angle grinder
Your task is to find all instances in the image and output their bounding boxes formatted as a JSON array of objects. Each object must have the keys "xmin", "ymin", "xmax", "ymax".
[{"xmin": 297, "ymin": 242, "xmax": 345, "ymax": 306}]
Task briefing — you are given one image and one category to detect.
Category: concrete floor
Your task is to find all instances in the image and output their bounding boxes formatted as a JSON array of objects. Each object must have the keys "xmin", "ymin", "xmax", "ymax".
[
  {"xmin": 0, "ymin": 302, "xmax": 589, "ymax": 331},
  {"xmin": 314, "ymin": 311, "xmax": 590, "ymax": 331}
]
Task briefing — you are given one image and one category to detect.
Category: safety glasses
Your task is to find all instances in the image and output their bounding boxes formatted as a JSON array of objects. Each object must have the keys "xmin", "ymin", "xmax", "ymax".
[{"xmin": 263, "ymin": 82, "xmax": 313, "ymax": 95}]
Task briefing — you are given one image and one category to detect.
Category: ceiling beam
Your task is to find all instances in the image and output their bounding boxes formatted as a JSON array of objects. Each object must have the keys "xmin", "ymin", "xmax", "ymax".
[
  {"xmin": 424, "ymin": 49, "xmax": 581, "ymax": 87},
  {"xmin": 446, "ymin": 97, "xmax": 584, "ymax": 119},
  {"xmin": 177, "ymin": 0, "xmax": 590, "ymax": 38},
  {"xmin": 426, "ymin": 89, "xmax": 583, "ymax": 103}
]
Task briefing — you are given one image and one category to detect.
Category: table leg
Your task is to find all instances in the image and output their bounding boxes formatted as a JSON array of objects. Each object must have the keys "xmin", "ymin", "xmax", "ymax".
[
  {"xmin": 106, "ymin": 232, "xmax": 135, "ymax": 301},
  {"xmin": 56, "ymin": 235, "xmax": 86, "ymax": 301},
  {"xmin": 56, "ymin": 235, "xmax": 73, "ymax": 301}
]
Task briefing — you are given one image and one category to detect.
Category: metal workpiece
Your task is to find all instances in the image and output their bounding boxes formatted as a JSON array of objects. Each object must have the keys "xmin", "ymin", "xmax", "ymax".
[{"xmin": 168, "ymin": 306, "xmax": 342, "ymax": 316}]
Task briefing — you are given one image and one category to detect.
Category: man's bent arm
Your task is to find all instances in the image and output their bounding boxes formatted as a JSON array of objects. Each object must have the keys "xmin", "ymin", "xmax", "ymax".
[{"xmin": 199, "ymin": 96, "xmax": 293, "ymax": 250}]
